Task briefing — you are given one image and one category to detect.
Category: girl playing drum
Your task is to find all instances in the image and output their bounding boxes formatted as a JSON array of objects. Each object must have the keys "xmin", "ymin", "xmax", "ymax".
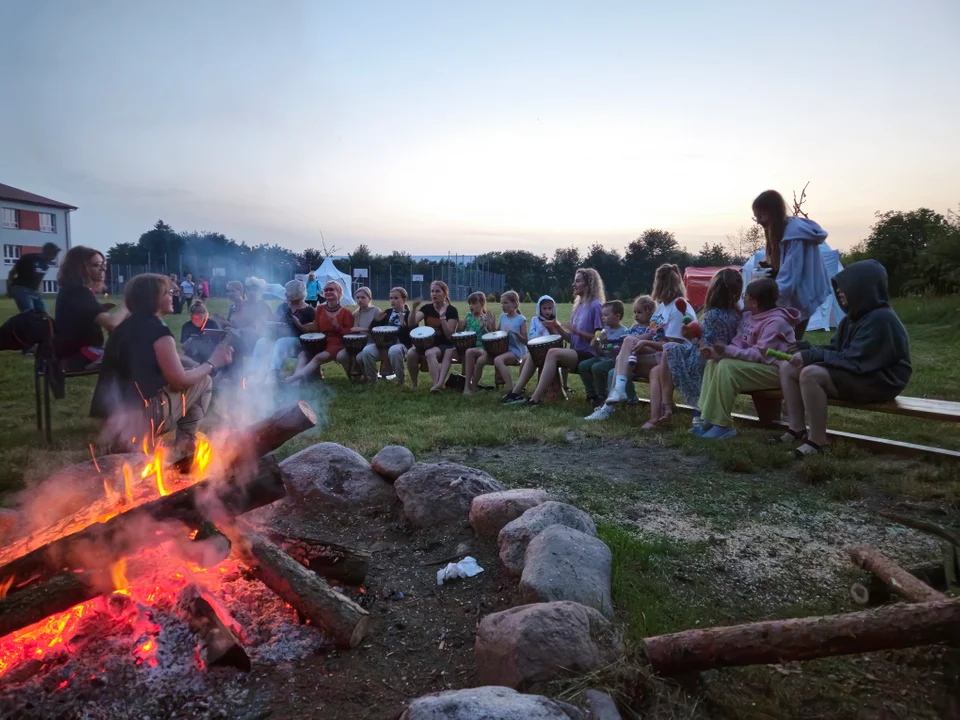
[{"xmin": 406, "ymin": 281, "xmax": 459, "ymax": 390}]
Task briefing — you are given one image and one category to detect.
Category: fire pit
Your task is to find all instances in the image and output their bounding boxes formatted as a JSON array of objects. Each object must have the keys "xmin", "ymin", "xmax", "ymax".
[{"xmin": 0, "ymin": 401, "xmax": 373, "ymax": 717}]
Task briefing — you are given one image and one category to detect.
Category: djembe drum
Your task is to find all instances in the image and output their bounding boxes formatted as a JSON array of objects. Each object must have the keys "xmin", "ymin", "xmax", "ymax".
[
  {"xmin": 481, "ymin": 331, "xmax": 509, "ymax": 358},
  {"xmin": 451, "ymin": 331, "xmax": 477, "ymax": 357},
  {"xmin": 342, "ymin": 333, "xmax": 368, "ymax": 380},
  {"xmin": 410, "ymin": 326, "xmax": 436, "ymax": 354},
  {"xmin": 299, "ymin": 333, "xmax": 327, "ymax": 358},
  {"xmin": 527, "ymin": 334, "xmax": 567, "ymax": 401},
  {"xmin": 372, "ymin": 325, "xmax": 399, "ymax": 349}
]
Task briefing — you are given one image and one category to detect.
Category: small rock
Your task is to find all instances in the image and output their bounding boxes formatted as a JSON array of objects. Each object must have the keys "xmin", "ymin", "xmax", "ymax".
[
  {"xmin": 498, "ymin": 501, "xmax": 597, "ymax": 577},
  {"xmin": 474, "ymin": 602, "xmax": 620, "ymax": 690},
  {"xmin": 370, "ymin": 445, "xmax": 416, "ymax": 482},
  {"xmin": 520, "ymin": 525, "xmax": 614, "ymax": 619},
  {"xmin": 584, "ymin": 690, "xmax": 622, "ymax": 720},
  {"xmin": 469, "ymin": 489, "xmax": 548, "ymax": 539},
  {"xmin": 394, "ymin": 462, "xmax": 503, "ymax": 528},
  {"xmin": 400, "ymin": 685, "xmax": 584, "ymax": 719},
  {"xmin": 279, "ymin": 442, "xmax": 396, "ymax": 509}
]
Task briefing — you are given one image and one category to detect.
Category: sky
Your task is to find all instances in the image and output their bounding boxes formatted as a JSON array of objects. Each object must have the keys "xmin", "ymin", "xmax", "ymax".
[{"xmin": 2, "ymin": 1, "xmax": 958, "ymax": 258}]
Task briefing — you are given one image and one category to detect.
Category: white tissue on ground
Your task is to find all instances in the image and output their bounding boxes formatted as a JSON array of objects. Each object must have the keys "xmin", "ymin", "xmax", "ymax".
[{"xmin": 436, "ymin": 556, "xmax": 484, "ymax": 585}]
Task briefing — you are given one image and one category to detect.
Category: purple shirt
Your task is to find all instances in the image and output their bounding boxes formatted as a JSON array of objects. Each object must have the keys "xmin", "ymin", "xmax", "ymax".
[{"xmin": 570, "ymin": 299, "xmax": 603, "ymax": 354}]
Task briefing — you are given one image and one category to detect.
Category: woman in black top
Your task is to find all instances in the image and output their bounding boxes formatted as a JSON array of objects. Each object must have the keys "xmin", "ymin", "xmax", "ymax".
[
  {"xmin": 361, "ymin": 286, "xmax": 412, "ymax": 383},
  {"xmin": 406, "ymin": 280, "xmax": 459, "ymax": 390},
  {"xmin": 251, "ymin": 279, "xmax": 316, "ymax": 383},
  {"xmin": 54, "ymin": 247, "xmax": 128, "ymax": 371},
  {"xmin": 92, "ymin": 274, "xmax": 233, "ymax": 458}
]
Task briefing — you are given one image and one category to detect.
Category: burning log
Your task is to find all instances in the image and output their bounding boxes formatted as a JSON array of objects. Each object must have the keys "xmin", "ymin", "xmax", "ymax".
[
  {"xmin": 177, "ymin": 584, "xmax": 250, "ymax": 671},
  {"xmin": 642, "ymin": 598, "xmax": 960, "ymax": 675},
  {"xmin": 264, "ymin": 530, "xmax": 371, "ymax": 585},
  {"xmin": 0, "ymin": 456, "xmax": 284, "ymax": 596},
  {"xmin": 226, "ymin": 522, "xmax": 370, "ymax": 649},
  {"xmin": 0, "ymin": 572, "xmax": 104, "ymax": 639},
  {"xmin": 243, "ymin": 401, "xmax": 318, "ymax": 463},
  {"xmin": 849, "ymin": 545, "xmax": 948, "ymax": 603}
]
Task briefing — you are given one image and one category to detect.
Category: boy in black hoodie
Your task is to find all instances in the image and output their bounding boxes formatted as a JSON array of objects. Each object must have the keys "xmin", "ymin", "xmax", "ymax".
[{"xmin": 779, "ymin": 260, "xmax": 912, "ymax": 458}]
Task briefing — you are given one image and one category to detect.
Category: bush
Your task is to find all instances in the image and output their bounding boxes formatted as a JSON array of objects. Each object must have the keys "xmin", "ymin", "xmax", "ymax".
[
  {"xmin": 486, "ymin": 292, "xmax": 498, "ymax": 303},
  {"xmin": 522, "ymin": 292, "xmax": 532, "ymax": 303}
]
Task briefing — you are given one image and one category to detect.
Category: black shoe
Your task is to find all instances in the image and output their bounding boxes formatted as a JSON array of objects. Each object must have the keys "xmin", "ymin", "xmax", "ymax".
[
  {"xmin": 525, "ymin": 398, "xmax": 542, "ymax": 407},
  {"xmin": 501, "ymin": 392, "xmax": 521, "ymax": 404}
]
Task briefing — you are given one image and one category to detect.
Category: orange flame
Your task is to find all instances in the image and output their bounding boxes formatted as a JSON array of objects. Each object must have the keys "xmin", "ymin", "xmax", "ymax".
[
  {"xmin": 0, "ymin": 576, "xmax": 13, "ymax": 601},
  {"xmin": 193, "ymin": 435, "xmax": 213, "ymax": 479},
  {"xmin": 88, "ymin": 445, "xmax": 101, "ymax": 474},
  {"xmin": 181, "ymin": 393, "xmax": 186, "ymax": 418},
  {"xmin": 103, "ymin": 477, "xmax": 119, "ymax": 505},
  {"xmin": 122, "ymin": 464, "xmax": 134, "ymax": 503},
  {"xmin": 111, "ymin": 559, "xmax": 129, "ymax": 595}
]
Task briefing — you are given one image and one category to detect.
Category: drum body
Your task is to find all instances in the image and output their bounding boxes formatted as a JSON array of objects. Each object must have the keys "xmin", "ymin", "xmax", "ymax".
[
  {"xmin": 527, "ymin": 334, "xmax": 563, "ymax": 369},
  {"xmin": 343, "ymin": 333, "xmax": 368, "ymax": 355},
  {"xmin": 451, "ymin": 331, "xmax": 477, "ymax": 356},
  {"xmin": 372, "ymin": 325, "xmax": 399, "ymax": 349},
  {"xmin": 299, "ymin": 332, "xmax": 328, "ymax": 358},
  {"xmin": 410, "ymin": 326, "xmax": 436, "ymax": 353},
  {"xmin": 481, "ymin": 330, "xmax": 509, "ymax": 358}
]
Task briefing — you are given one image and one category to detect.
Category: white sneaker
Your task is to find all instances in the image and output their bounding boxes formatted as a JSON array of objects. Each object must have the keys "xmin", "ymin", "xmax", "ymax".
[
  {"xmin": 585, "ymin": 404, "xmax": 616, "ymax": 421},
  {"xmin": 605, "ymin": 388, "xmax": 627, "ymax": 404}
]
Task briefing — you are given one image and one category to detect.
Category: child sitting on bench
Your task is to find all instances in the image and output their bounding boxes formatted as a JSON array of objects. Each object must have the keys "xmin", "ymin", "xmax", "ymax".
[
  {"xmin": 778, "ymin": 259, "xmax": 912, "ymax": 458},
  {"xmin": 695, "ymin": 278, "xmax": 799, "ymax": 440}
]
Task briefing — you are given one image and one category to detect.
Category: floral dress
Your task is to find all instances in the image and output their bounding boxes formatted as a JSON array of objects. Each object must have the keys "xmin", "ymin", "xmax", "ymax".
[{"xmin": 663, "ymin": 308, "xmax": 741, "ymax": 408}]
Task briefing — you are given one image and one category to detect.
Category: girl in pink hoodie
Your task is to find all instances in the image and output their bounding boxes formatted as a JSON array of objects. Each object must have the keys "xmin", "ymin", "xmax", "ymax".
[{"xmin": 694, "ymin": 278, "xmax": 799, "ymax": 439}]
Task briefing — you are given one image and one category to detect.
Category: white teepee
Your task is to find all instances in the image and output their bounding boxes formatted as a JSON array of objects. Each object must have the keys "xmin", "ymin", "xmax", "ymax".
[{"xmin": 311, "ymin": 257, "xmax": 355, "ymax": 306}]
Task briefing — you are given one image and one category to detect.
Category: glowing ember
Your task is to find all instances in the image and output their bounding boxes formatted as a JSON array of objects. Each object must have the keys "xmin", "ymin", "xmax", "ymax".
[
  {"xmin": 193, "ymin": 435, "xmax": 213, "ymax": 479},
  {"xmin": 123, "ymin": 464, "xmax": 134, "ymax": 503},
  {"xmin": 111, "ymin": 559, "xmax": 130, "ymax": 594},
  {"xmin": 88, "ymin": 445, "xmax": 101, "ymax": 473},
  {"xmin": 0, "ymin": 575, "xmax": 13, "ymax": 600}
]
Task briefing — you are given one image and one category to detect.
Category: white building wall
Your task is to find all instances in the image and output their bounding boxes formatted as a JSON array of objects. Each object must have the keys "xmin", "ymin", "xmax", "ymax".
[{"xmin": 0, "ymin": 201, "xmax": 72, "ymax": 294}]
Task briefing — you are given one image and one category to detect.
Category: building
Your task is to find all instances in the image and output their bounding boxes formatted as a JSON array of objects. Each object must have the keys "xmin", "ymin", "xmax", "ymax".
[{"xmin": 0, "ymin": 183, "xmax": 77, "ymax": 295}]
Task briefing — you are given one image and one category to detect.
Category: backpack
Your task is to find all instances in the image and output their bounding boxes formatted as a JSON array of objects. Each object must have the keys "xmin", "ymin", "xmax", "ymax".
[{"xmin": 0, "ymin": 310, "xmax": 52, "ymax": 351}]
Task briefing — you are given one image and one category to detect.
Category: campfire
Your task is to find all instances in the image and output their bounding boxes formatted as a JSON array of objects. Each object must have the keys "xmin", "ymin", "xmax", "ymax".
[{"xmin": 0, "ymin": 401, "xmax": 370, "ymax": 698}]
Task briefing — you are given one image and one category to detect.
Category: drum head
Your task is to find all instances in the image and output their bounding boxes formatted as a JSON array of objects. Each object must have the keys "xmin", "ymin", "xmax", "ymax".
[
  {"xmin": 452, "ymin": 331, "xmax": 476, "ymax": 340},
  {"xmin": 529, "ymin": 334, "xmax": 562, "ymax": 347},
  {"xmin": 344, "ymin": 334, "xmax": 367, "ymax": 340},
  {"xmin": 411, "ymin": 327, "xmax": 436, "ymax": 339},
  {"xmin": 482, "ymin": 331, "xmax": 507, "ymax": 342},
  {"xmin": 373, "ymin": 326, "xmax": 397, "ymax": 334},
  {"xmin": 300, "ymin": 333, "xmax": 326, "ymax": 341}
]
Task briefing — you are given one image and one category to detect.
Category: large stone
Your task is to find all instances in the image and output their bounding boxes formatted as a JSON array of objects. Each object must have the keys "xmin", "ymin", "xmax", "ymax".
[
  {"xmin": 498, "ymin": 501, "xmax": 597, "ymax": 577},
  {"xmin": 469, "ymin": 488, "xmax": 548, "ymax": 540},
  {"xmin": 394, "ymin": 462, "xmax": 502, "ymax": 528},
  {"xmin": 584, "ymin": 690, "xmax": 622, "ymax": 720},
  {"xmin": 520, "ymin": 525, "xmax": 614, "ymax": 618},
  {"xmin": 475, "ymin": 602, "xmax": 620, "ymax": 690},
  {"xmin": 370, "ymin": 445, "xmax": 416, "ymax": 482},
  {"xmin": 400, "ymin": 686, "xmax": 584, "ymax": 720},
  {"xmin": 279, "ymin": 442, "xmax": 396, "ymax": 509}
]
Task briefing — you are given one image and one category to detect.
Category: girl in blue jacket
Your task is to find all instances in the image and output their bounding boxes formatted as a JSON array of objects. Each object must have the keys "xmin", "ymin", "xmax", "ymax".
[{"xmin": 752, "ymin": 190, "xmax": 831, "ymax": 339}]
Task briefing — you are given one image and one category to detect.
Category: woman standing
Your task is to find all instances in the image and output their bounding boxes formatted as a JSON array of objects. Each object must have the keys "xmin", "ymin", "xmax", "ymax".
[
  {"xmin": 751, "ymin": 190, "xmax": 831, "ymax": 339},
  {"xmin": 519, "ymin": 268, "xmax": 605, "ymax": 406},
  {"xmin": 406, "ymin": 281, "xmax": 459, "ymax": 390},
  {"xmin": 54, "ymin": 247, "xmax": 129, "ymax": 371},
  {"xmin": 305, "ymin": 273, "xmax": 320, "ymax": 307},
  {"xmin": 284, "ymin": 280, "xmax": 355, "ymax": 383},
  {"xmin": 92, "ymin": 274, "xmax": 233, "ymax": 457}
]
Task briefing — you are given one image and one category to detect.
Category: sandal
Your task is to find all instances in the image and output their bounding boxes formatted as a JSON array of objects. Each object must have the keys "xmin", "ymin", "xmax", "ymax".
[
  {"xmin": 794, "ymin": 440, "xmax": 827, "ymax": 459},
  {"xmin": 641, "ymin": 413, "xmax": 673, "ymax": 431},
  {"xmin": 770, "ymin": 427, "xmax": 807, "ymax": 445}
]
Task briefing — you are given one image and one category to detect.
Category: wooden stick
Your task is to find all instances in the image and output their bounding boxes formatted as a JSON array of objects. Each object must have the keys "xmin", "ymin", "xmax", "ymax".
[
  {"xmin": 246, "ymin": 401, "xmax": 317, "ymax": 460},
  {"xmin": 226, "ymin": 522, "xmax": 370, "ymax": 649},
  {"xmin": 876, "ymin": 510, "xmax": 960, "ymax": 546},
  {"xmin": 643, "ymin": 598, "xmax": 960, "ymax": 675},
  {"xmin": 849, "ymin": 545, "xmax": 947, "ymax": 603},
  {"xmin": 0, "ymin": 456, "xmax": 284, "ymax": 595},
  {"xmin": 177, "ymin": 583, "xmax": 250, "ymax": 671},
  {"xmin": 264, "ymin": 530, "xmax": 371, "ymax": 585},
  {"xmin": 0, "ymin": 572, "xmax": 105, "ymax": 639}
]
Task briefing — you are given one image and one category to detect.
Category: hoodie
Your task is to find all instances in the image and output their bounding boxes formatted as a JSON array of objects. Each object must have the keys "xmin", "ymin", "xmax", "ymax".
[
  {"xmin": 529, "ymin": 295, "xmax": 557, "ymax": 340},
  {"xmin": 723, "ymin": 306, "xmax": 800, "ymax": 364},
  {"xmin": 777, "ymin": 217, "xmax": 832, "ymax": 321},
  {"xmin": 800, "ymin": 260, "xmax": 911, "ymax": 399}
]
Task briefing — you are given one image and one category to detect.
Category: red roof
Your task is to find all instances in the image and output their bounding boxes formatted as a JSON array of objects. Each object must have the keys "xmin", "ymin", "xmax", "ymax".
[{"xmin": 0, "ymin": 183, "xmax": 77, "ymax": 210}]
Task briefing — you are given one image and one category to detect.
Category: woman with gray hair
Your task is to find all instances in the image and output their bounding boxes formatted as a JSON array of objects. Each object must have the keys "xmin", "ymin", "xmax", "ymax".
[{"xmin": 251, "ymin": 279, "xmax": 316, "ymax": 383}]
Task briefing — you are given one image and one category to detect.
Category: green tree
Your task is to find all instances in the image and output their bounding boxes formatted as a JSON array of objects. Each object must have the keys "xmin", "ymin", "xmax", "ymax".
[
  {"xmin": 862, "ymin": 208, "xmax": 955, "ymax": 296},
  {"xmin": 298, "ymin": 248, "xmax": 325, "ymax": 272},
  {"xmin": 583, "ymin": 243, "xmax": 623, "ymax": 297},
  {"xmin": 696, "ymin": 242, "xmax": 733, "ymax": 266}
]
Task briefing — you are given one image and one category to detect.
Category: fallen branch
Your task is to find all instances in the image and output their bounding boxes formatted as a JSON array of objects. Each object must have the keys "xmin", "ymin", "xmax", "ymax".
[
  {"xmin": 226, "ymin": 522, "xmax": 370, "ymax": 649},
  {"xmin": 642, "ymin": 598, "xmax": 960, "ymax": 675},
  {"xmin": 876, "ymin": 510, "xmax": 960, "ymax": 546},
  {"xmin": 0, "ymin": 572, "xmax": 105, "ymax": 639},
  {"xmin": 177, "ymin": 583, "xmax": 250, "ymax": 671},
  {"xmin": 849, "ymin": 545, "xmax": 947, "ymax": 603},
  {"xmin": 264, "ymin": 530, "xmax": 371, "ymax": 585}
]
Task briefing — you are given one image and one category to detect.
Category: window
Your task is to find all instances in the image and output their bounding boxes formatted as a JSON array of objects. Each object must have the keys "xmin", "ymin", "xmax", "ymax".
[
  {"xmin": 39, "ymin": 213, "xmax": 56, "ymax": 233},
  {"xmin": 1, "ymin": 208, "xmax": 18, "ymax": 228},
  {"xmin": 42, "ymin": 280, "xmax": 59, "ymax": 293},
  {"xmin": 2, "ymin": 244, "xmax": 20, "ymax": 266}
]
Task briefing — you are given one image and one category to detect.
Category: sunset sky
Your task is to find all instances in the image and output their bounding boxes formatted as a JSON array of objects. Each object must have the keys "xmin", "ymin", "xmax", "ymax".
[{"xmin": 2, "ymin": 1, "xmax": 958, "ymax": 257}]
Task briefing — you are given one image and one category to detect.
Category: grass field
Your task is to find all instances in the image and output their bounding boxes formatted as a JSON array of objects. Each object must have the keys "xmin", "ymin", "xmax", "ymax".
[{"xmin": 2, "ymin": 294, "xmax": 959, "ymax": 717}]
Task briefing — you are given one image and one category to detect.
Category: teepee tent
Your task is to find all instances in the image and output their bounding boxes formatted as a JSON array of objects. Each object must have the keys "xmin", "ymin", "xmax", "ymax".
[
  {"xmin": 312, "ymin": 257, "xmax": 355, "ymax": 306},
  {"xmin": 741, "ymin": 244, "xmax": 844, "ymax": 332}
]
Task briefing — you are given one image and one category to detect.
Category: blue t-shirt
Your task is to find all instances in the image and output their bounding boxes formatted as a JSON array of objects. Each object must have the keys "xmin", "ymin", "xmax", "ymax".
[
  {"xmin": 597, "ymin": 325, "xmax": 629, "ymax": 359},
  {"xmin": 499, "ymin": 313, "xmax": 527, "ymax": 357}
]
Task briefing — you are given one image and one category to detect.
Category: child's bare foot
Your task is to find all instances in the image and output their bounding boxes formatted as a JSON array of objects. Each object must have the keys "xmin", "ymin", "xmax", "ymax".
[{"xmin": 430, "ymin": 384, "xmax": 443, "ymax": 393}]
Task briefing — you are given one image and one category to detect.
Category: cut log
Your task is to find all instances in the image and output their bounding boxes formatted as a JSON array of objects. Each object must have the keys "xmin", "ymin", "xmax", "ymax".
[
  {"xmin": 264, "ymin": 530, "xmax": 371, "ymax": 585},
  {"xmin": 0, "ymin": 572, "xmax": 104, "ymax": 638},
  {"xmin": 643, "ymin": 598, "xmax": 960, "ymax": 675},
  {"xmin": 0, "ymin": 456, "xmax": 284, "ymax": 595},
  {"xmin": 177, "ymin": 583, "xmax": 250, "ymax": 671},
  {"xmin": 226, "ymin": 522, "xmax": 369, "ymax": 649},
  {"xmin": 246, "ymin": 401, "xmax": 317, "ymax": 460},
  {"xmin": 849, "ymin": 545, "xmax": 947, "ymax": 603}
]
